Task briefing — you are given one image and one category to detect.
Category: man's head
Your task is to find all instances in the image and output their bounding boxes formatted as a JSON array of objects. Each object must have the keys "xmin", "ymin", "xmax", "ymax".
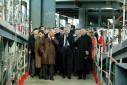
[
  {"xmin": 32, "ymin": 28, "xmax": 38, "ymax": 32},
  {"xmin": 63, "ymin": 28, "xmax": 70, "ymax": 35},
  {"xmin": 49, "ymin": 29, "xmax": 56, "ymax": 37},
  {"xmin": 34, "ymin": 29, "xmax": 39, "ymax": 38},
  {"xmin": 99, "ymin": 30, "xmax": 103, "ymax": 35},
  {"xmin": 39, "ymin": 26, "xmax": 45, "ymax": 31},
  {"xmin": 38, "ymin": 30, "xmax": 45, "ymax": 38},
  {"xmin": 54, "ymin": 27, "xmax": 60, "ymax": 33},
  {"xmin": 66, "ymin": 23, "xmax": 71, "ymax": 29},
  {"xmin": 108, "ymin": 32, "xmax": 111, "ymax": 36},
  {"xmin": 81, "ymin": 29, "xmax": 86, "ymax": 35},
  {"xmin": 93, "ymin": 28, "xmax": 97, "ymax": 32}
]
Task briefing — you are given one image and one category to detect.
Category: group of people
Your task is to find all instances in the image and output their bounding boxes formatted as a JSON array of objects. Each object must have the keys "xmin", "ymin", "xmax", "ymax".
[{"xmin": 28, "ymin": 24, "xmax": 100, "ymax": 81}]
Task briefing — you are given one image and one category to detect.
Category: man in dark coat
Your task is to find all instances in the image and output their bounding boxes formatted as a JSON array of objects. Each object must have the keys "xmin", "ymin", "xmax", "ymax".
[
  {"xmin": 54, "ymin": 28, "xmax": 62, "ymax": 74},
  {"xmin": 75, "ymin": 29, "xmax": 92, "ymax": 80},
  {"xmin": 58, "ymin": 27, "xmax": 74, "ymax": 79},
  {"xmin": 40, "ymin": 29, "xmax": 59, "ymax": 80},
  {"xmin": 28, "ymin": 28, "xmax": 38, "ymax": 76}
]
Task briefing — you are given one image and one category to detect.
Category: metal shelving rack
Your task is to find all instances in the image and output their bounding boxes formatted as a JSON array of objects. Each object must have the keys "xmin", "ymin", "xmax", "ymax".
[
  {"xmin": 94, "ymin": 0, "xmax": 127, "ymax": 85},
  {"xmin": 0, "ymin": 0, "xmax": 29, "ymax": 85}
]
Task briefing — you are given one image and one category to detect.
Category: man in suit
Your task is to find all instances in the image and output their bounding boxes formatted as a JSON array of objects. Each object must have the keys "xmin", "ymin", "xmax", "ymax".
[
  {"xmin": 59, "ymin": 28, "xmax": 74, "ymax": 79},
  {"xmin": 66, "ymin": 24, "xmax": 76, "ymax": 74},
  {"xmin": 28, "ymin": 28, "xmax": 38, "ymax": 77}
]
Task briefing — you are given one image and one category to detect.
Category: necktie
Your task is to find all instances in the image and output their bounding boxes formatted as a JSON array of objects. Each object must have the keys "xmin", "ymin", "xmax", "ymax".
[{"xmin": 65, "ymin": 35, "xmax": 67, "ymax": 48}]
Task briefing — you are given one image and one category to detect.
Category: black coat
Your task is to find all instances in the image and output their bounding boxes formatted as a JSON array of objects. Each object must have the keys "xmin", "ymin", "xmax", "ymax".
[
  {"xmin": 94, "ymin": 32, "xmax": 98, "ymax": 42},
  {"xmin": 28, "ymin": 34, "xmax": 35, "ymax": 59},
  {"xmin": 58, "ymin": 34, "xmax": 74, "ymax": 48},
  {"xmin": 75, "ymin": 34, "xmax": 92, "ymax": 71}
]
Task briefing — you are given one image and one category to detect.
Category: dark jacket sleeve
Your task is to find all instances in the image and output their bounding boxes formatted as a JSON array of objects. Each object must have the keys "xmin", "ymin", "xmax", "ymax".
[
  {"xmin": 87, "ymin": 35, "xmax": 92, "ymax": 53},
  {"xmin": 67, "ymin": 34, "xmax": 74, "ymax": 47},
  {"xmin": 58, "ymin": 35, "xmax": 64, "ymax": 47},
  {"xmin": 94, "ymin": 32, "xmax": 98, "ymax": 42},
  {"xmin": 28, "ymin": 35, "xmax": 32, "ymax": 51}
]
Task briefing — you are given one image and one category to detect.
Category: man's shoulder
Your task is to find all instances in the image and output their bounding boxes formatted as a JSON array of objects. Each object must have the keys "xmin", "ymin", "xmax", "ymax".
[{"xmin": 28, "ymin": 34, "xmax": 34, "ymax": 39}]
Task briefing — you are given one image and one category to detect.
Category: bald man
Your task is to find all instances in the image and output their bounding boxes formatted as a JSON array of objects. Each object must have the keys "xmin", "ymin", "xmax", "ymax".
[{"xmin": 75, "ymin": 28, "xmax": 92, "ymax": 80}]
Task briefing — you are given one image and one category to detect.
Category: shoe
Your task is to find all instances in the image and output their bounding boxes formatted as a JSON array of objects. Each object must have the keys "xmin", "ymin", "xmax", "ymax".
[
  {"xmin": 83, "ymin": 74, "xmax": 86, "ymax": 80},
  {"xmin": 39, "ymin": 76, "xmax": 42, "ymax": 79},
  {"xmin": 67, "ymin": 76, "xmax": 71, "ymax": 79},
  {"xmin": 62, "ymin": 75, "xmax": 66, "ymax": 78},
  {"xmin": 50, "ymin": 77, "xmax": 54, "ymax": 81},
  {"xmin": 30, "ymin": 74, "xmax": 35, "ymax": 77},
  {"xmin": 43, "ymin": 76, "xmax": 48, "ymax": 80},
  {"xmin": 83, "ymin": 76, "xmax": 86, "ymax": 80},
  {"xmin": 77, "ymin": 76, "xmax": 82, "ymax": 80}
]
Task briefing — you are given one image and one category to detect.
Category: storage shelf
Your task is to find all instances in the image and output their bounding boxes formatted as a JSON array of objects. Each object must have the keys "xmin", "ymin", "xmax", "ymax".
[{"xmin": 0, "ymin": 19, "xmax": 28, "ymax": 44}]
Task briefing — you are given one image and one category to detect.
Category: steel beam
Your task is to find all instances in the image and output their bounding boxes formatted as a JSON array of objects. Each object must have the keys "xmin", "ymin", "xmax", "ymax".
[
  {"xmin": 56, "ymin": 0, "xmax": 117, "ymax": 2},
  {"xmin": 56, "ymin": 1, "xmax": 122, "ymax": 8},
  {"xmin": 79, "ymin": 8, "xmax": 86, "ymax": 28},
  {"xmin": 115, "ymin": 63, "xmax": 127, "ymax": 85}
]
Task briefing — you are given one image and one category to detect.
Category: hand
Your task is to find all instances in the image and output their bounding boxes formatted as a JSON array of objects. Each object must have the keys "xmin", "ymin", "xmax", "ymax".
[
  {"xmin": 85, "ymin": 51, "xmax": 89, "ymax": 55},
  {"xmin": 73, "ymin": 34, "xmax": 76, "ymax": 37},
  {"xmin": 99, "ymin": 44, "xmax": 102, "ymax": 46},
  {"xmin": 29, "ymin": 51, "xmax": 31, "ymax": 54},
  {"xmin": 51, "ymin": 37, "xmax": 55, "ymax": 40}
]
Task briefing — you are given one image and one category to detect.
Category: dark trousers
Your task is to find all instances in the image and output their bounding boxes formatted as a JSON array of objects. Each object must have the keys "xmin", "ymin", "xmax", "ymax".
[
  {"xmin": 62, "ymin": 47, "xmax": 73, "ymax": 77},
  {"xmin": 28, "ymin": 54, "xmax": 35, "ymax": 75},
  {"xmin": 78, "ymin": 69, "xmax": 87, "ymax": 78},
  {"xmin": 73, "ymin": 49, "xmax": 78, "ymax": 75},
  {"xmin": 43, "ymin": 64, "xmax": 54, "ymax": 78}
]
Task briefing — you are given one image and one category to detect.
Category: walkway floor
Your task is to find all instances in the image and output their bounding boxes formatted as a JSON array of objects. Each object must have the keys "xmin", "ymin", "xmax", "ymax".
[{"xmin": 24, "ymin": 73, "xmax": 97, "ymax": 85}]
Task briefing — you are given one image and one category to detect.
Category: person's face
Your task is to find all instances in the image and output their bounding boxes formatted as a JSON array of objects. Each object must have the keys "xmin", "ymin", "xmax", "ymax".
[
  {"xmin": 75, "ymin": 30, "xmax": 78, "ymax": 35},
  {"xmin": 87, "ymin": 32, "xmax": 91, "ymax": 36},
  {"xmin": 81, "ymin": 29, "xmax": 86, "ymax": 35},
  {"xmin": 66, "ymin": 24, "xmax": 71, "ymax": 29},
  {"xmin": 52, "ymin": 30, "xmax": 56, "ymax": 36},
  {"xmin": 92, "ymin": 29, "xmax": 94, "ymax": 32},
  {"xmin": 49, "ymin": 30, "xmax": 56, "ymax": 37},
  {"xmin": 64, "ymin": 28, "xmax": 69, "ymax": 35},
  {"xmin": 34, "ymin": 30, "xmax": 38, "ymax": 38},
  {"xmin": 54, "ymin": 28, "xmax": 60, "ymax": 33},
  {"xmin": 108, "ymin": 33, "xmax": 111, "ymax": 36},
  {"xmin": 38, "ymin": 32, "xmax": 44, "ymax": 38},
  {"xmin": 45, "ymin": 29, "xmax": 49, "ymax": 34},
  {"xmin": 41, "ymin": 27, "xmax": 45, "ymax": 30},
  {"xmin": 79, "ymin": 30, "xmax": 82, "ymax": 36},
  {"xmin": 99, "ymin": 31, "xmax": 101, "ymax": 35},
  {"xmin": 60, "ymin": 29, "xmax": 63, "ymax": 34}
]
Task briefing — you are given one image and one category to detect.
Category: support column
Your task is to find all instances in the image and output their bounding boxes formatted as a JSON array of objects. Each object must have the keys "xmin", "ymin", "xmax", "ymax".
[
  {"xmin": 56, "ymin": 14, "xmax": 60, "ymax": 27},
  {"xmin": 98, "ymin": 8, "xmax": 101, "ymax": 28},
  {"xmin": 65, "ymin": 17, "xmax": 68, "ymax": 25},
  {"xmin": 112, "ymin": 9, "xmax": 115, "ymax": 38},
  {"xmin": 30, "ymin": 0, "xmax": 41, "ymax": 29},
  {"xmin": 85, "ymin": 9, "xmax": 88, "ymax": 28},
  {"xmin": 79, "ymin": 8, "xmax": 86, "ymax": 28},
  {"xmin": 42, "ymin": 0, "xmax": 56, "ymax": 28}
]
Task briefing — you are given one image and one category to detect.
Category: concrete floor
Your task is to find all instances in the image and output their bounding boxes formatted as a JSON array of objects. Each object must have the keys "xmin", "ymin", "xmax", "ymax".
[{"xmin": 24, "ymin": 74, "xmax": 97, "ymax": 85}]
